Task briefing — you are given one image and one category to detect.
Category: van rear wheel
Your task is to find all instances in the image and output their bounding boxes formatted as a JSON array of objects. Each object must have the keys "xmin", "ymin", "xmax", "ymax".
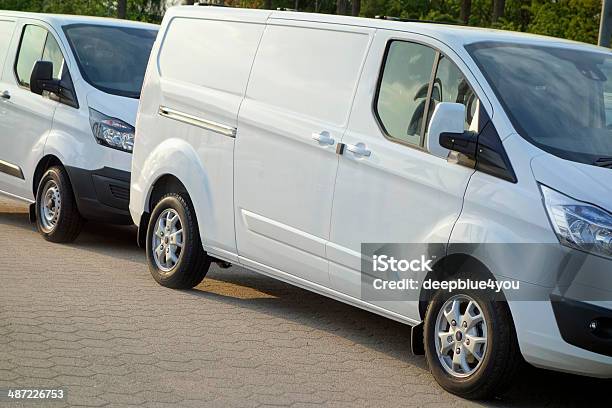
[
  {"xmin": 35, "ymin": 166, "xmax": 84, "ymax": 243},
  {"xmin": 146, "ymin": 193, "xmax": 210, "ymax": 289},
  {"xmin": 423, "ymin": 287, "xmax": 521, "ymax": 399}
]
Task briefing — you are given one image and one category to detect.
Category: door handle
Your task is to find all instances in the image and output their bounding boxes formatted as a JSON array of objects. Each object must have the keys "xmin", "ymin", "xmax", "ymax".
[
  {"xmin": 345, "ymin": 142, "xmax": 371, "ymax": 157},
  {"xmin": 1, "ymin": 91, "xmax": 10, "ymax": 100},
  {"xmin": 312, "ymin": 131, "xmax": 335, "ymax": 146}
]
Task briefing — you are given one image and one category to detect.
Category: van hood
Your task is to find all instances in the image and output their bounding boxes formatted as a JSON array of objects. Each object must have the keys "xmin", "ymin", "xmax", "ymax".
[
  {"xmin": 531, "ymin": 154, "xmax": 612, "ymax": 213},
  {"xmin": 86, "ymin": 91, "xmax": 139, "ymax": 127}
]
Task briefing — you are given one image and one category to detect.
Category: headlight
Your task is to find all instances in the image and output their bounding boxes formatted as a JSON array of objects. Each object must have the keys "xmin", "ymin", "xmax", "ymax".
[
  {"xmin": 89, "ymin": 108, "xmax": 135, "ymax": 153},
  {"xmin": 541, "ymin": 184, "xmax": 612, "ymax": 259}
]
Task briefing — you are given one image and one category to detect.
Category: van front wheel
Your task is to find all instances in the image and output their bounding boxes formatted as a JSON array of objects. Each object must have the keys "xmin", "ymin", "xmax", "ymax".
[
  {"xmin": 35, "ymin": 166, "xmax": 83, "ymax": 243},
  {"xmin": 423, "ymin": 288, "xmax": 521, "ymax": 399},
  {"xmin": 146, "ymin": 193, "xmax": 210, "ymax": 289}
]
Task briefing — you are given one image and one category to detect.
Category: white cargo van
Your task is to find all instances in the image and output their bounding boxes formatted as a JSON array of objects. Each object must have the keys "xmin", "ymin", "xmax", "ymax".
[
  {"xmin": 0, "ymin": 11, "xmax": 157, "ymax": 241},
  {"xmin": 130, "ymin": 6, "xmax": 612, "ymax": 398}
]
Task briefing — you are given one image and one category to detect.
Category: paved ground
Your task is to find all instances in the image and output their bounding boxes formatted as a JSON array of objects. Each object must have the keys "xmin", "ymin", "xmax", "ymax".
[{"xmin": 0, "ymin": 196, "xmax": 609, "ymax": 408}]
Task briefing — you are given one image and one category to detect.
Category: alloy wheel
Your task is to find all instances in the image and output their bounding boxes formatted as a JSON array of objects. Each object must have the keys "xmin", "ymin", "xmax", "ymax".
[
  {"xmin": 151, "ymin": 208, "xmax": 184, "ymax": 273},
  {"xmin": 434, "ymin": 294, "xmax": 488, "ymax": 377}
]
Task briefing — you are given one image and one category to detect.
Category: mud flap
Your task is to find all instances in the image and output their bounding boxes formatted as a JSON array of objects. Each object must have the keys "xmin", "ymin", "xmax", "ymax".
[
  {"xmin": 137, "ymin": 212, "xmax": 149, "ymax": 249},
  {"xmin": 411, "ymin": 322, "xmax": 424, "ymax": 355},
  {"xmin": 28, "ymin": 203, "xmax": 36, "ymax": 223}
]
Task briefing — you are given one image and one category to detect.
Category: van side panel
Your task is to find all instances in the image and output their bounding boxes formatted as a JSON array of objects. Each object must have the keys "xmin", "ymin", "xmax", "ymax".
[
  {"xmin": 131, "ymin": 14, "xmax": 267, "ymax": 257},
  {"xmin": 234, "ymin": 21, "xmax": 374, "ymax": 286},
  {"xmin": 0, "ymin": 19, "xmax": 16, "ymax": 79},
  {"xmin": 158, "ymin": 17, "xmax": 261, "ymax": 108}
]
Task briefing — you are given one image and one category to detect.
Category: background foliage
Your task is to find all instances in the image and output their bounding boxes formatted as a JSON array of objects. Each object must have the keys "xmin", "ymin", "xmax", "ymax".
[{"xmin": 0, "ymin": 0, "xmax": 605, "ymax": 44}]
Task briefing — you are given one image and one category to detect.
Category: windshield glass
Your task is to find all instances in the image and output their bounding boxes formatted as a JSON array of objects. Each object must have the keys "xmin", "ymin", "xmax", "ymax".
[
  {"xmin": 63, "ymin": 24, "xmax": 157, "ymax": 99},
  {"xmin": 467, "ymin": 41, "xmax": 612, "ymax": 166}
]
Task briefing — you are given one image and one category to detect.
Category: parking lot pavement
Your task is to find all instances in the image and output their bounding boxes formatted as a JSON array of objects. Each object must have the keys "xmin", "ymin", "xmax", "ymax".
[{"xmin": 0, "ymin": 196, "xmax": 609, "ymax": 408}]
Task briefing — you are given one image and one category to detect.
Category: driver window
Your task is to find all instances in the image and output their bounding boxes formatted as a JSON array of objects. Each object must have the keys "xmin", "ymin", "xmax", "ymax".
[
  {"xmin": 42, "ymin": 34, "xmax": 65, "ymax": 81},
  {"xmin": 15, "ymin": 25, "xmax": 65, "ymax": 87},
  {"xmin": 428, "ymin": 55, "xmax": 480, "ymax": 133},
  {"xmin": 601, "ymin": 60, "xmax": 612, "ymax": 128},
  {"xmin": 375, "ymin": 41, "xmax": 437, "ymax": 146},
  {"xmin": 15, "ymin": 25, "xmax": 47, "ymax": 86}
]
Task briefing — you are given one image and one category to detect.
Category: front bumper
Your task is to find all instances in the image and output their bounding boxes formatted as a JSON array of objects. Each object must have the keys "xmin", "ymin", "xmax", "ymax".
[
  {"xmin": 510, "ymin": 300, "xmax": 612, "ymax": 378},
  {"xmin": 65, "ymin": 166, "xmax": 132, "ymax": 225},
  {"xmin": 551, "ymin": 295, "xmax": 612, "ymax": 358}
]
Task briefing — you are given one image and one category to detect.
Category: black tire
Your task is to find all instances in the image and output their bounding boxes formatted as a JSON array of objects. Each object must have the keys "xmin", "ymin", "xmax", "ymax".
[
  {"xmin": 146, "ymin": 192, "xmax": 210, "ymax": 289},
  {"xmin": 423, "ymin": 283, "xmax": 522, "ymax": 399},
  {"xmin": 35, "ymin": 166, "xmax": 84, "ymax": 243}
]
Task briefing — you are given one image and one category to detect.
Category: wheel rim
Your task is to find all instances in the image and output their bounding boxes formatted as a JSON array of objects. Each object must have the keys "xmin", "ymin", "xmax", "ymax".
[
  {"xmin": 434, "ymin": 294, "xmax": 488, "ymax": 378},
  {"xmin": 39, "ymin": 180, "xmax": 61, "ymax": 233},
  {"xmin": 151, "ymin": 208, "xmax": 184, "ymax": 273}
]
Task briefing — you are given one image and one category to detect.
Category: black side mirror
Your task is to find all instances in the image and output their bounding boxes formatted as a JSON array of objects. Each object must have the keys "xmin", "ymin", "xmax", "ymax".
[
  {"xmin": 439, "ymin": 131, "xmax": 478, "ymax": 161},
  {"xmin": 30, "ymin": 61, "xmax": 60, "ymax": 95}
]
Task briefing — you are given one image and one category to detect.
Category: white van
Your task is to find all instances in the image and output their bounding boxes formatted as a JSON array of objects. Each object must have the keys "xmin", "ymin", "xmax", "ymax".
[
  {"xmin": 130, "ymin": 6, "xmax": 612, "ymax": 398},
  {"xmin": 0, "ymin": 11, "xmax": 157, "ymax": 242}
]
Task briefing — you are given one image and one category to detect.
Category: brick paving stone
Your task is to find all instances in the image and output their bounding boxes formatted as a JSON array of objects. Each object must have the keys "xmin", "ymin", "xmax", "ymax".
[{"xmin": 0, "ymin": 196, "xmax": 610, "ymax": 407}]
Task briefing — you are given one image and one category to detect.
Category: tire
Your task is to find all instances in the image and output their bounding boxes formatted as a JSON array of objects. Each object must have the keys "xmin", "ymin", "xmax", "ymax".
[
  {"xmin": 35, "ymin": 166, "xmax": 84, "ymax": 243},
  {"xmin": 146, "ymin": 192, "xmax": 210, "ymax": 289},
  {"xmin": 423, "ymin": 281, "xmax": 522, "ymax": 399}
]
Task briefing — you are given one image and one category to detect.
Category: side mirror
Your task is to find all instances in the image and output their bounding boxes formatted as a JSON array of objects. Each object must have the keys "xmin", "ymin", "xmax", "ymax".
[
  {"xmin": 30, "ymin": 61, "xmax": 60, "ymax": 95},
  {"xmin": 426, "ymin": 102, "xmax": 477, "ymax": 160}
]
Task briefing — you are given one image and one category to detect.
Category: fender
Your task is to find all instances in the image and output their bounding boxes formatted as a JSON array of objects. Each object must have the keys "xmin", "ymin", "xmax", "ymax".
[
  {"xmin": 132, "ymin": 137, "xmax": 222, "ymax": 251},
  {"xmin": 41, "ymin": 129, "xmax": 82, "ymax": 170},
  {"xmin": 15, "ymin": 129, "xmax": 48, "ymax": 201},
  {"xmin": 44, "ymin": 109, "xmax": 131, "ymax": 173}
]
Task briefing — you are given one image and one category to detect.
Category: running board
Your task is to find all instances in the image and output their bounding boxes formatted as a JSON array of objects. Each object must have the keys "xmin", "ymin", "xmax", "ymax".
[{"xmin": 211, "ymin": 258, "xmax": 232, "ymax": 269}]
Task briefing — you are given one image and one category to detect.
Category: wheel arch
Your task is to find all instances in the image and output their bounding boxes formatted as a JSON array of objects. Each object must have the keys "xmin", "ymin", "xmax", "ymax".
[
  {"xmin": 413, "ymin": 252, "xmax": 517, "ymax": 359},
  {"xmin": 32, "ymin": 155, "xmax": 64, "ymax": 196},
  {"xmin": 418, "ymin": 253, "xmax": 501, "ymax": 321},
  {"xmin": 137, "ymin": 174, "xmax": 189, "ymax": 248},
  {"xmin": 132, "ymin": 138, "xmax": 214, "ymax": 249}
]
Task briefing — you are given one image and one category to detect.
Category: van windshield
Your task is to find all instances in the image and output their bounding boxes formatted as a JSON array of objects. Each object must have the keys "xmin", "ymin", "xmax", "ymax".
[
  {"xmin": 63, "ymin": 24, "xmax": 157, "ymax": 99},
  {"xmin": 467, "ymin": 41, "xmax": 612, "ymax": 167}
]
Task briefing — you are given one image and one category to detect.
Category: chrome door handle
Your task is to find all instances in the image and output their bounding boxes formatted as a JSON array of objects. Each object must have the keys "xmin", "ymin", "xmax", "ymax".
[
  {"xmin": 1, "ymin": 91, "xmax": 10, "ymax": 100},
  {"xmin": 312, "ymin": 131, "xmax": 335, "ymax": 146},
  {"xmin": 346, "ymin": 142, "xmax": 371, "ymax": 157}
]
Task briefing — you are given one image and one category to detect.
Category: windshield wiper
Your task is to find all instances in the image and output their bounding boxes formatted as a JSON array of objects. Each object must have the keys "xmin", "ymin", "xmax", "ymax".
[{"xmin": 594, "ymin": 157, "xmax": 612, "ymax": 168}]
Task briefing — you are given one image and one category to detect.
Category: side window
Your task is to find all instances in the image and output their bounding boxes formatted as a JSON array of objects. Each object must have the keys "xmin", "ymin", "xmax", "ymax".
[
  {"xmin": 15, "ymin": 25, "xmax": 47, "ymax": 86},
  {"xmin": 42, "ymin": 34, "xmax": 64, "ymax": 80},
  {"xmin": 375, "ymin": 41, "xmax": 481, "ymax": 148},
  {"xmin": 430, "ymin": 55, "xmax": 479, "ymax": 132},
  {"xmin": 601, "ymin": 61, "xmax": 612, "ymax": 128},
  {"xmin": 15, "ymin": 25, "xmax": 64, "ymax": 86},
  {"xmin": 375, "ymin": 41, "xmax": 436, "ymax": 146}
]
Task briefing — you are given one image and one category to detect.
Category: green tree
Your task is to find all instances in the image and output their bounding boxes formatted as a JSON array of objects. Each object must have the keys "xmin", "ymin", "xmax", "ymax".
[
  {"xmin": 0, "ymin": 0, "xmax": 605, "ymax": 44},
  {"xmin": 528, "ymin": 0, "xmax": 600, "ymax": 44}
]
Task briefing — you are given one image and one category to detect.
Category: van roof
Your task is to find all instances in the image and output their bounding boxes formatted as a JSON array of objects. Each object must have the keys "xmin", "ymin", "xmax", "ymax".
[
  {"xmin": 0, "ymin": 10, "xmax": 158, "ymax": 30},
  {"xmin": 166, "ymin": 5, "xmax": 609, "ymax": 54}
]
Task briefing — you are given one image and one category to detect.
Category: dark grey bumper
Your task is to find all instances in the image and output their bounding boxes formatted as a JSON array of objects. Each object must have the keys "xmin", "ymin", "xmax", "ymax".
[
  {"xmin": 65, "ymin": 166, "xmax": 132, "ymax": 225},
  {"xmin": 551, "ymin": 295, "xmax": 612, "ymax": 358}
]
